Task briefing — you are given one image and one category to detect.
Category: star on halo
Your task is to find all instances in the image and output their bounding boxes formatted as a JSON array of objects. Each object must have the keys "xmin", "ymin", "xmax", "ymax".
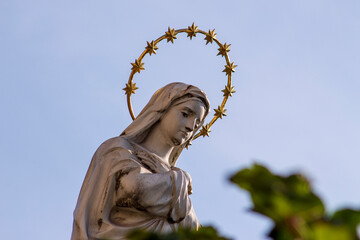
[
  {"xmin": 214, "ymin": 106, "xmax": 227, "ymax": 119},
  {"xmin": 204, "ymin": 29, "xmax": 217, "ymax": 45},
  {"xmin": 123, "ymin": 82, "xmax": 139, "ymax": 95},
  {"xmin": 199, "ymin": 124, "xmax": 211, "ymax": 137},
  {"xmin": 186, "ymin": 22, "xmax": 198, "ymax": 40},
  {"xmin": 131, "ymin": 59, "xmax": 145, "ymax": 74},
  {"xmin": 185, "ymin": 140, "xmax": 192, "ymax": 149},
  {"xmin": 221, "ymin": 84, "xmax": 236, "ymax": 97},
  {"xmin": 165, "ymin": 27, "xmax": 177, "ymax": 43},
  {"xmin": 223, "ymin": 62, "xmax": 237, "ymax": 76},
  {"xmin": 145, "ymin": 41, "xmax": 158, "ymax": 56},
  {"xmin": 217, "ymin": 43, "xmax": 231, "ymax": 57}
]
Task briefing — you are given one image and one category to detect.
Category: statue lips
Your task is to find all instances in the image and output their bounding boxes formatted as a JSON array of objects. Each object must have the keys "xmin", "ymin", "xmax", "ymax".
[{"xmin": 179, "ymin": 130, "xmax": 191, "ymax": 140}]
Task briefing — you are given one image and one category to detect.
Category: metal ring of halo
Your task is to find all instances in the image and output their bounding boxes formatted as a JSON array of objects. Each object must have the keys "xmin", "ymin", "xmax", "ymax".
[{"xmin": 123, "ymin": 23, "xmax": 236, "ymax": 142}]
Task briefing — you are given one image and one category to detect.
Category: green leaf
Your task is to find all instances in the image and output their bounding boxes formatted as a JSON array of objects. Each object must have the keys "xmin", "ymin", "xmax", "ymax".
[
  {"xmin": 230, "ymin": 163, "xmax": 324, "ymax": 222},
  {"xmin": 331, "ymin": 208, "xmax": 360, "ymax": 229},
  {"xmin": 126, "ymin": 226, "xmax": 230, "ymax": 240},
  {"xmin": 312, "ymin": 222, "xmax": 354, "ymax": 240},
  {"xmin": 127, "ymin": 230, "xmax": 163, "ymax": 240}
]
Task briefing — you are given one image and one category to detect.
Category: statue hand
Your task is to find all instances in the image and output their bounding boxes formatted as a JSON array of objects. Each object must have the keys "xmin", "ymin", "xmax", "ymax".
[
  {"xmin": 171, "ymin": 167, "xmax": 193, "ymax": 195},
  {"xmin": 185, "ymin": 172, "xmax": 193, "ymax": 195}
]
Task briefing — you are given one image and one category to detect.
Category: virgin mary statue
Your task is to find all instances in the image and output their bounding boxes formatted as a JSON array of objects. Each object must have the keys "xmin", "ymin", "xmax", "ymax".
[{"xmin": 72, "ymin": 82, "xmax": 210, "ymax": 240}]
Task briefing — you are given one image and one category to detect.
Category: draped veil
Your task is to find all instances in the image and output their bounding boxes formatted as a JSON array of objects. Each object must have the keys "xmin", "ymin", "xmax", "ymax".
[{"xmin": 121, "ymin": 82, "xmax": 210, "ymax": 166}]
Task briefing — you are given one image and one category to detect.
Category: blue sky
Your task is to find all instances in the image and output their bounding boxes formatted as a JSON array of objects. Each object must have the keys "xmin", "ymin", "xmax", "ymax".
[{"xmin": 1, "ymin": 0, "xmax": 360, "ymax": 239}]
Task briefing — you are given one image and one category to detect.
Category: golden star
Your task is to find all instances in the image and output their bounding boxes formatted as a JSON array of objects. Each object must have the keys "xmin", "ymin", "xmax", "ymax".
[
  {"xmin": 214, "ymin": 106, "xmax": 227, "ymax": 119},
  {"xmin": 223, "ymin": 62, "xmax": 237, "ymax": 76},
  {"xmin": 204, "ymin": 29, "xmax": 217, "ymax": 45},
  {"xmin": 186, "ymin": 22, "xmax": 198, "ymax": 40},
  {"xmin": 165, "ymin": 27, "xmax": 177, "ymax": 43},
  {"xmin": 145, "ymin": 41, "xmax": 158, "ymax": 56},
  {"xmin": 185, "ymin": 140, "xmax": 192, "ymax": 149},
  {"xmin": 131, "ymin": 59, "xmax": 145, "ymax": 74},
  {"xmin": 122, "ymin": 82, "xmax": 139, "ymax": 95},
  {"xmin": 221, "ymin": 84, "xmax": 236, "ymax": 97},
  {"xmin": 199, "ymin": 124, "xmax": 211, "ymax": 137},
  {"xmin": 217, "ymin": 43, "xmax": 231, "ymax": 57}
]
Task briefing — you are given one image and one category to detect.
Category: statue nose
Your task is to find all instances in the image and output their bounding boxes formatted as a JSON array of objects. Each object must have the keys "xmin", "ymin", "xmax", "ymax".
[{"xmin": 185, "ymin": 119, "xmax": 196, "ymax": 132}]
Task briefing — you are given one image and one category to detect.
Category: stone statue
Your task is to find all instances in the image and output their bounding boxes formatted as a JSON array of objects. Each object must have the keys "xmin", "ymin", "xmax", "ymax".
[{"xmin": 72, "ymin": 82, "xmax": 210, "ymax": 240}]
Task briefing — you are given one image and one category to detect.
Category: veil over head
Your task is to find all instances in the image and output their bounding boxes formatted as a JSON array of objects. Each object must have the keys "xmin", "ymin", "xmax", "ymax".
[{"xmin": 121, "ymin": 82, "xmax": 210, "ymax": 166}]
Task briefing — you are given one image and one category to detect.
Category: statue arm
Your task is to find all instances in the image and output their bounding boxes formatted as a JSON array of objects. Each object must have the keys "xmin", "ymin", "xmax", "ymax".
[
  {"xmin": 111, "ymin": 158, "xmax": 192, "ymax": 223},
  {"xmin": 138, "ymin": 168, "xmax": 192, "ymax": 223}
]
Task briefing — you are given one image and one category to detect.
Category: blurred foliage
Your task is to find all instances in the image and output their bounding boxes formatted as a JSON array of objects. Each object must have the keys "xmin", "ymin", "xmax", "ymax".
[
  {"xmin": 230, "ymin": 163, "xmax": 360, "ymax": 240},
  {"xmin": 126, "ymin": 226, "xmax": 230, "ymax": 240},
  {"xmin": 126, "ymin": 163, "xmax": 360, "ymax": 240}
]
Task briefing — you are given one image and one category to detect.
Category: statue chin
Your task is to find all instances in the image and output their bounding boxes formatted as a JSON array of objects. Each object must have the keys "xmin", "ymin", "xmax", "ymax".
[{"xmin": 171, "ymin": 137, "xmax": 183, "ymax": 146}]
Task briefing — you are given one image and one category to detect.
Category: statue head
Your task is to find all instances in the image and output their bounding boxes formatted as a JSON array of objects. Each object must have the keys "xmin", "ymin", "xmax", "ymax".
[{"xmin": 121, "ymin": 82, "xmax": 210, "ymax": 166}]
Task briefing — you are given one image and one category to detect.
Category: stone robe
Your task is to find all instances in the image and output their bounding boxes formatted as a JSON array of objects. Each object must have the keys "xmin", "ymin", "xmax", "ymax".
[{"xmin": 71, "ymin": 136, "xmax": 199, "ymax": 240}]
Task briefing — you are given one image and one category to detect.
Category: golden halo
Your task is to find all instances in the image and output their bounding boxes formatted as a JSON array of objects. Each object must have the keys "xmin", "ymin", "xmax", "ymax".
[{"xmin": 123, "ymin": 23, "xmax": 236, "ymax": 141}]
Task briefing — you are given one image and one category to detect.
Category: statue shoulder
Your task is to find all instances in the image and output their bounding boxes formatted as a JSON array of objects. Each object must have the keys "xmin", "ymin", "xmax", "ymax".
[
  {"xmin": 100, "ymin": 136, "xmax": 133, "ymax": 151},
  {"xmin": 93, "ymin": 136, "xmax": 136, "ymax": 163}
]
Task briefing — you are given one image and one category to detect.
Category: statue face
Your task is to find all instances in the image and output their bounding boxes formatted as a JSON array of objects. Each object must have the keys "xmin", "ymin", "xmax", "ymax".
[{"xmin": 158, "ymin": 99, "xmax": 206, "ymax": 146}]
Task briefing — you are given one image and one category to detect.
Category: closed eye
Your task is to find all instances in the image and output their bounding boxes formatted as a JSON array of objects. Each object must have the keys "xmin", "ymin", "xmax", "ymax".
[{"xmin": 182, "ymin": 112, "xmax": 189, "ymax": 118}]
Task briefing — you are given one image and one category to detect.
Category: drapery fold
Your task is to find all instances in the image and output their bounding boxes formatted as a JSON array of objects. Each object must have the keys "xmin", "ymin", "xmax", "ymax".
[{"xmin": 72, "ymin": 137, "xmax": 199, "ymax": 240}]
